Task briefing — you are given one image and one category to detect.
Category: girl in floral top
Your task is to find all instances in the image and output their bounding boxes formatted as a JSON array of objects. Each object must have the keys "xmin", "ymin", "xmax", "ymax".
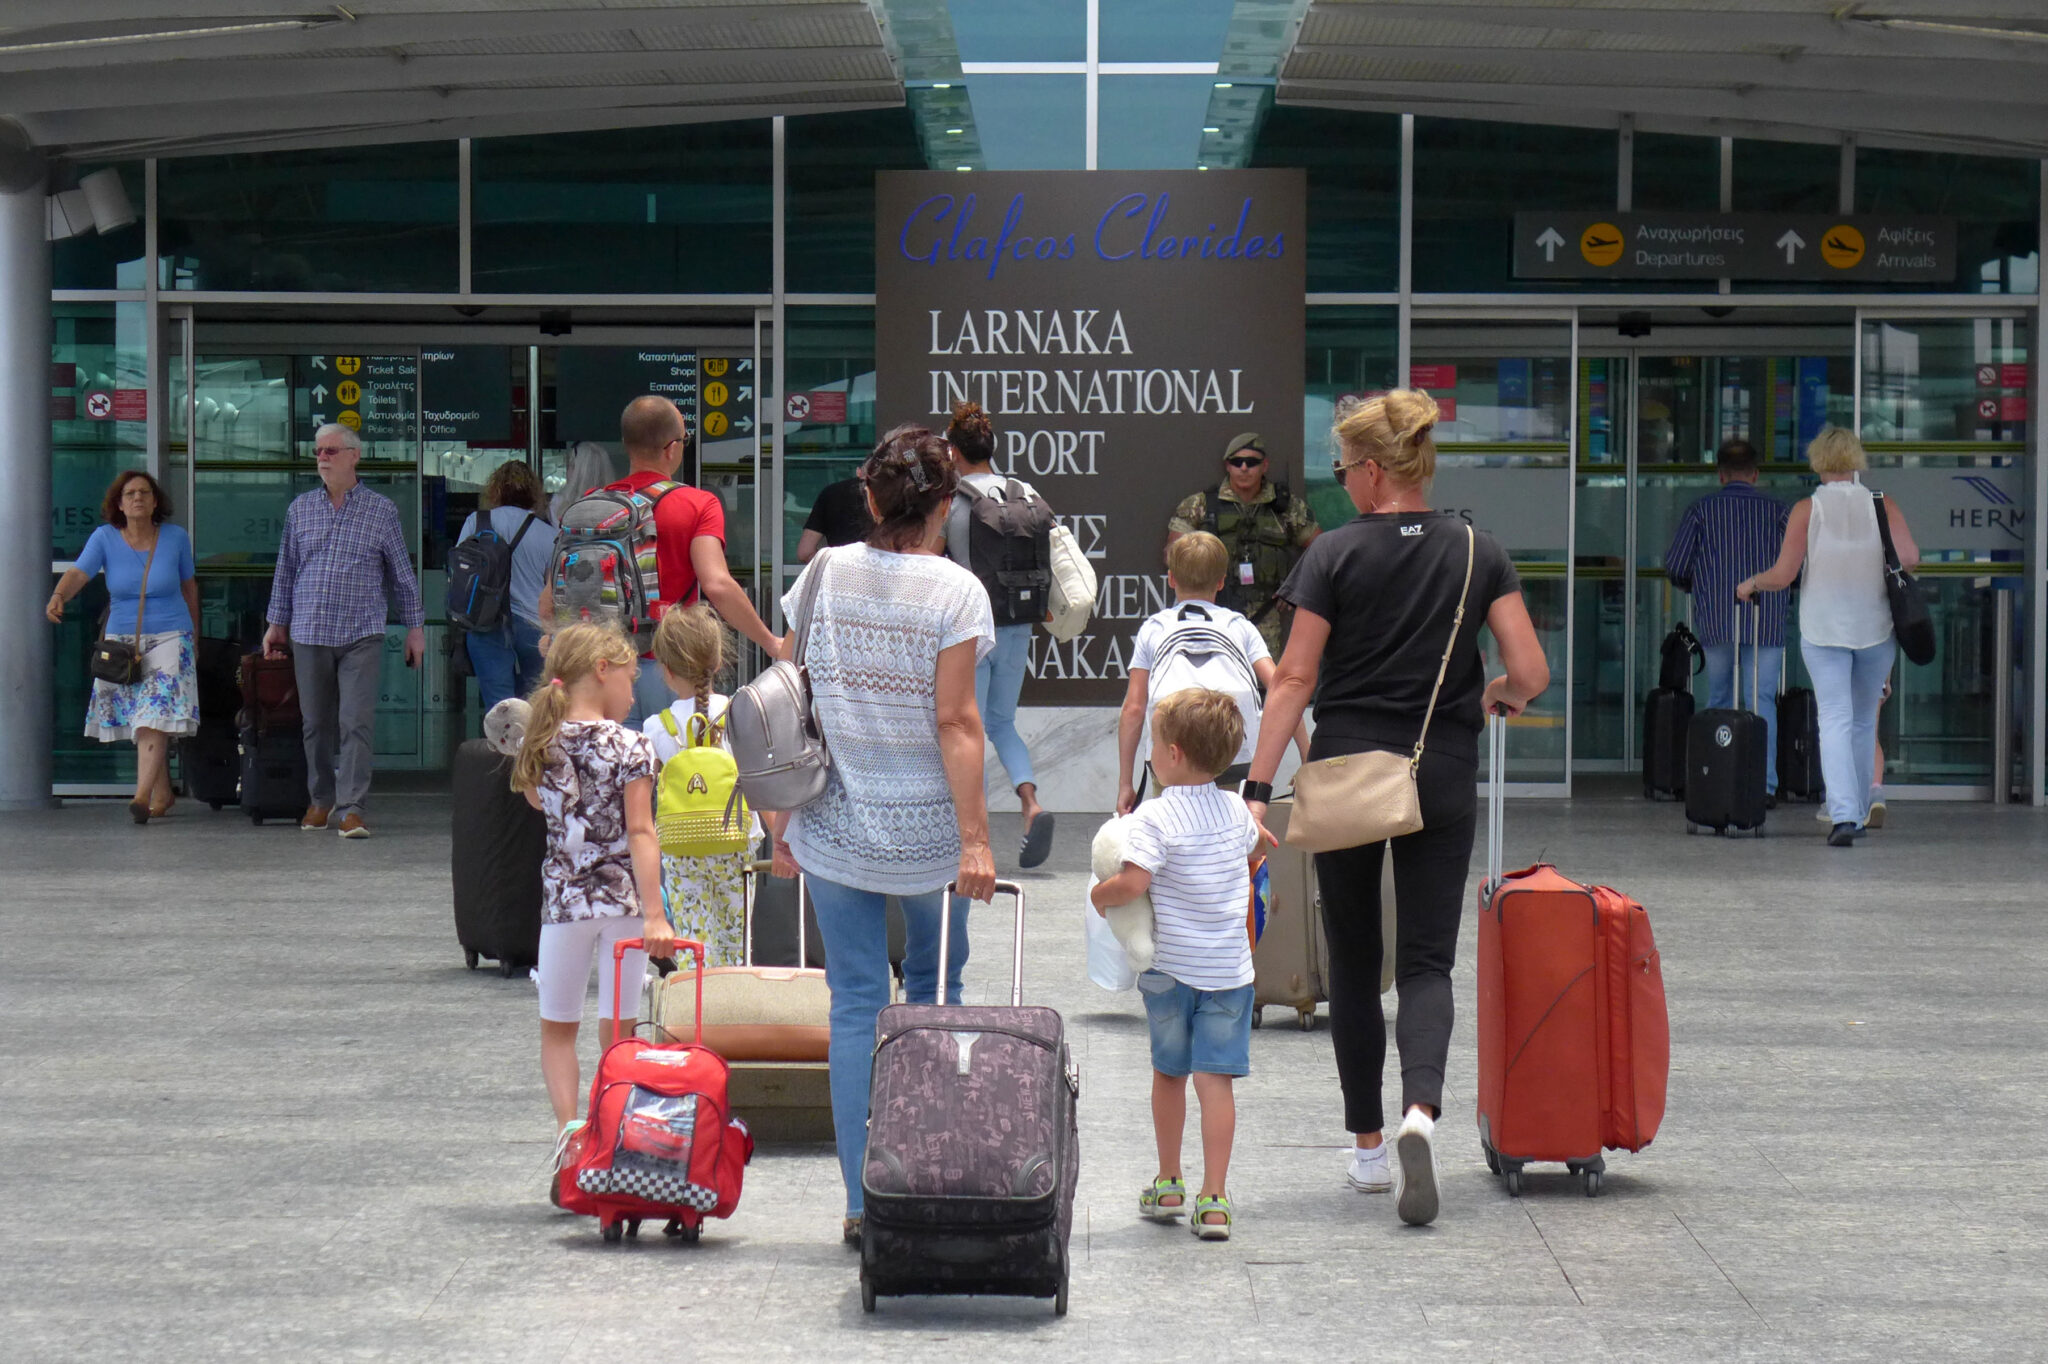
[{"xmin": 511, "ymin": 623, "xmax": 676, "ymax": 1195}]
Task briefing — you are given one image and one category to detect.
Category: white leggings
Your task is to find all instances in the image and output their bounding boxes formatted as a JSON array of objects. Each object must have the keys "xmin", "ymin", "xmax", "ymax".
[{"xmin": 536, "ymin": 916, "xmax": 649, "ymax": 1025}]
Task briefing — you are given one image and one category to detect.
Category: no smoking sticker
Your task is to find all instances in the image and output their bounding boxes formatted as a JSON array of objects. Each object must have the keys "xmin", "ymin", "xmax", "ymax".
[{"xmin": 1579, "ymin": 222, "xmax": 1623, "ymax": 267}]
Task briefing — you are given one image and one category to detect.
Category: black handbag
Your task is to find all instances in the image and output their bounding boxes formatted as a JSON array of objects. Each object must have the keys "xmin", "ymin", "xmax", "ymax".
[
  {"xmin": 88, "ymin": 536, "xmax": 157, "ymax": 686},
  {"xmin": 1873, "ymin": 492, "xmax": 1935, "ymax": 666}
]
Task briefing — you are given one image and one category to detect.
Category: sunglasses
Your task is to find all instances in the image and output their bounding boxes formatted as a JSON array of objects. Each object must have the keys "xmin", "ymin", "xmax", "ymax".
[{"xmin": 1225, "ymin": 455, "xmax": 1266, "ymax": 469}]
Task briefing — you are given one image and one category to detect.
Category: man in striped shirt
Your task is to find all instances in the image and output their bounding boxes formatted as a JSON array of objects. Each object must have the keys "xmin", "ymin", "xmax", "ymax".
[{"xmin": 1665, "ymin": 438, "xmax": 1792, "ymax": 798}]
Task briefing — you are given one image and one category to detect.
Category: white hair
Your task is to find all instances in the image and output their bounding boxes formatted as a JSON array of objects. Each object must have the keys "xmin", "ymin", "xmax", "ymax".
[{"xmin": 313, "ymin": 422, "xmax": 362, "ymax": 452}]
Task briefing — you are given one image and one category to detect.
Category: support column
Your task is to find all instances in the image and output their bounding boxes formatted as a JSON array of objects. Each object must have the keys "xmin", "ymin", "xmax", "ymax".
[{"xmin": 0, "ymin": 123, "xmax": 53, "ymax": 809}]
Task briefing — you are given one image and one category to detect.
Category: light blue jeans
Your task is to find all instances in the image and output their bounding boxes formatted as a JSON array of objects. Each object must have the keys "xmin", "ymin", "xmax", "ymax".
[
  {"xmin": 465, "ymin": 616, "xmax": 546, "ymax": 711},
  {"xmin": 806, "ymin": 878, "xmax": 969, "ymax": 1217},
  {"xmin": 1702, "ymin": 643, "xmax": 1784, "ymax": 795},
  {"xmin": 977, "ymin": 623, "xmax": 1035, "ymax": 791},
  {"xmin": 1800, "ymin": 637, "xmax": 1895, "ymax": 828}
]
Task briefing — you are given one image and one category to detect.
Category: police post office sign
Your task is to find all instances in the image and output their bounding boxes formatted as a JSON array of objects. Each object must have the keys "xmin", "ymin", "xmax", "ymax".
[{"xmin": 875, "ymin": 170, "xmax": 1306, "ymax": 704}]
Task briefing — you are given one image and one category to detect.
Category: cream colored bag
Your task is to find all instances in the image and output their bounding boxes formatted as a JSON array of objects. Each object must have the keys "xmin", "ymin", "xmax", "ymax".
[{"xmin": 1286, "ymin": 524, "xmax": 1475, "ymax": 854}]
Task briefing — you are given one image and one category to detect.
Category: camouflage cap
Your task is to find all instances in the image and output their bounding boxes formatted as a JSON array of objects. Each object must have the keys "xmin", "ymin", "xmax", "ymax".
[{"xmin": 1223, "ymin": 432, "xmax": 1267, "ymax": 460}]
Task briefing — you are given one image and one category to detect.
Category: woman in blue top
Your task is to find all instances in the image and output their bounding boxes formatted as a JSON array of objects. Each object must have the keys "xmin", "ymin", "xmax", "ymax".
[
  {"xmin": 456, "ymin": 460, "xmax": 557, "ymax": 709},
  {"xmin": 46, "ymin": 471, "xmax": 200, "ymax": 823}
]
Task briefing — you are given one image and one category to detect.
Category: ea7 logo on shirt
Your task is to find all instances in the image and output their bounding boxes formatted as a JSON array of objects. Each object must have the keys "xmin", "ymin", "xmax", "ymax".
[{"xmin": 1400, "ymin": 523, "xmax": 1425, "ymax": 537}]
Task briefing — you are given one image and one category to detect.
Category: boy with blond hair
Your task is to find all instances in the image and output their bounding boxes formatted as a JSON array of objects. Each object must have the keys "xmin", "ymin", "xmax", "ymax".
[
  {"xmin": 1117, "ymin": 531, "xmax": 1308, "ymax": 814},
  {"xmin": 1093, "ymin": 688, "xmax": 1268, "ymax": 1241}
]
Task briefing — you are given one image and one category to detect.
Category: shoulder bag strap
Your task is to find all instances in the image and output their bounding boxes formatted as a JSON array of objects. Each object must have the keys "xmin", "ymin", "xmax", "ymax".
[
  {"xmin": 659, "ymin": 707, "xmax": 680, "ymax": 738},
  {"xmin": 131, "ymin": 535, "xmax": 158, "ymax": 642},
  {"xmin": 1872, "ymin": 491, "xmax": 1903, "ymax": 572},
  {"xmin": 792, "ymin": 546, "xmax": 831, "ymax": 668},
  {"xmin": 507, "ymin": 511, "xmax": 538, "ymax": 552},
  {"xmin": 1409, "ymin": 523, "xmax": 1477, "ymax": 769}
]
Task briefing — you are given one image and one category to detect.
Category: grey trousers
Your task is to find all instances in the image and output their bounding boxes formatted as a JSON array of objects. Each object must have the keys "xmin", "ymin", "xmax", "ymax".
[{"xmin": 293, "ymin": 635, "xmax": 382, "ymax": 817}]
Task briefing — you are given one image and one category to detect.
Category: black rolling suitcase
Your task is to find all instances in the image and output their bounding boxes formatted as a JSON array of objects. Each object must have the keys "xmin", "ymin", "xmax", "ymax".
[
  {"xmin": 451, "ymin": 738, "xmax": 545, "ymax": 977},
  {"xmin": 1685, "ymin": 605, "xmax": 1768, "ymax": 837},
  {"xmin": 1777, "ymin": 687, "xmax": 1823, "ymax": 803},
  {"xmin": 180, "ymin": 638, "xmax": 246, "ymax": 808},
  {"xmin": 1643, "ymin": 623, "xmax": 1701, "ymax": 799},
  {"xmin": 860, "ymin": 882, "xmax": 1078, "ymax": 1316},
  {"xmin": 239, "ymin": 723, "xmax": 308, "ymax": 824}
]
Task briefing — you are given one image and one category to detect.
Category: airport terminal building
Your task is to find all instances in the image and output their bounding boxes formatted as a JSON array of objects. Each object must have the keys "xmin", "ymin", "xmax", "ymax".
[{"xmin": 1, "ymin": 0, "xmax": 2042, "ymax": 808}]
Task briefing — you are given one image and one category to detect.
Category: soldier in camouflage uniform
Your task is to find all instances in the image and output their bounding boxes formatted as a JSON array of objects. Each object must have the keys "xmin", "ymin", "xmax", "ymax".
[{"xmin": 1168, "ymin": 432, "xmax": 1319, "ymax": 656}]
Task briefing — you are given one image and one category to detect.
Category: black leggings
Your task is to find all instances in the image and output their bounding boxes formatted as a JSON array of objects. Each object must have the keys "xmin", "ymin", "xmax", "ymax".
[{"xmin": 1312, "ymin": 741, "xmax": 1478, "ymax": 1135}]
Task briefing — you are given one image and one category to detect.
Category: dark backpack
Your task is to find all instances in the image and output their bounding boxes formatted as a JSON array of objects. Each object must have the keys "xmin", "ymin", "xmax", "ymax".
[
  {"xmin": 446, "ymin": 511, "xmax": 538, "ymax": 632},
  {"xmin": 1658, "ymin": 622, "xmax": 1704, "ymax": 692},
  {"xmin": 961, "ymin": 478, "xmax": 1056, "ymax": 627}
]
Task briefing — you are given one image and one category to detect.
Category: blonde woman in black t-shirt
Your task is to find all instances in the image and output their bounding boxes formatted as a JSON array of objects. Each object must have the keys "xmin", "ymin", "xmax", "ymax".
[{"xmin": 1240, "ymin": 389, "xmax": 1549, "ymax": 1227}]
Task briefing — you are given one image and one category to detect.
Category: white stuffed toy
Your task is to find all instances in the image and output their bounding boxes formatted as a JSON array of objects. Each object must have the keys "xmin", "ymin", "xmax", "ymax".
[{"xmin": 1090, "ymin": 815, "xmax": 1156, "ymax": 973}]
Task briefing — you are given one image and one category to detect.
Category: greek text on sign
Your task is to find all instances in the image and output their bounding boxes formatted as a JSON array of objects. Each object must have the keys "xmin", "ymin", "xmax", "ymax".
[{"xmin": 1513, "ymin": 213, "xmax": 1955, "ymax": 282}]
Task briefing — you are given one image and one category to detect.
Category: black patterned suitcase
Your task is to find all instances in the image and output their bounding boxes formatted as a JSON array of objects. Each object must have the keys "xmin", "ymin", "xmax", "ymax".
[{"xmin": 859, "ymin": 882, "xmax": 1078, "ymax": 1316}]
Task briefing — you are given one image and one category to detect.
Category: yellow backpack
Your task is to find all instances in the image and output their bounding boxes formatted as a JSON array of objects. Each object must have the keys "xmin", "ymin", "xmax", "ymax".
[{"xmin": 654, "ymin": 708, "xmax": 750, "ymax": 858}]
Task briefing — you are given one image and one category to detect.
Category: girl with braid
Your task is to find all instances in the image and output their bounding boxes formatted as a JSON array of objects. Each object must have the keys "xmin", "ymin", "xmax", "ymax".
[{"xmin": 642, "ymin": 603, "xmax": 760, "ymax": 967}]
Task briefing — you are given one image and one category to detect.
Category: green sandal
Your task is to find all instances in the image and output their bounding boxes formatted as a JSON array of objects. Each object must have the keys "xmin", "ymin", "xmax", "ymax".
[
  {"xmin": 1139, "ymin": 1176, "xmax": 1187, "ymax": 1221},
  {"xmin": 1191, "ymin": 1193, "xmax": 1233, "ymax": 1241}
]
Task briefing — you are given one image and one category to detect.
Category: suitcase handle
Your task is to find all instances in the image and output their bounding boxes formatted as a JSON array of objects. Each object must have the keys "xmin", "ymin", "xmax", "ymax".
[
  {"xmin": 1486, "ymin": 712, "xmax": 1505, "ymax": 895},
  {"xmin": 743, "ymin": 860, "xmax": 810, "ymax": 970},
  {"xmin": 936, "ymin": 880, "xmax": 1025, "ymax": 1008},
  {"xmin": 613, "ymin": 937, "xmax": 706, "ymax": 1043}
]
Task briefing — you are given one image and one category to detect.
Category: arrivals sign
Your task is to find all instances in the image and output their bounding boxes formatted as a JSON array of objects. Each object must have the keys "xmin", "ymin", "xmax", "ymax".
[
  {"xmin": 876, "ymin": 169, "xmax": 1307, "ymax": 704},
  {"xmin": 1513, "ymin": 213, "xmax": 1956, "ymax": 282}
]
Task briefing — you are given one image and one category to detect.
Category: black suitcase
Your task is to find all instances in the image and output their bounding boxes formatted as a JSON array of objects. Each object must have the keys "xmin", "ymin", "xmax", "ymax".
[
  {"xmin": 1777, "ymin": 687, "xmax": 1823, "ymax": 802},
  {"xmin": 860, "ymin": 883, "xmax": 1078, "ymax": 1316},
  {"xmin": 181, "ymin": 720, "xmax": 242, "ymax": 809},
  {"xmin": 239, "ymin": 723, "xmax": 308, "ymax": 825},
  {"xmin": 451, "ymin": 738, "xmax": 545, "ymax": 978},
  {"xmin": 1642, "ymin": 687, "xmax": 1693, "ymax": 800},
  {"xmin": 1685, "ymin": 606, "xmax": 1768, "ymax": 837}
]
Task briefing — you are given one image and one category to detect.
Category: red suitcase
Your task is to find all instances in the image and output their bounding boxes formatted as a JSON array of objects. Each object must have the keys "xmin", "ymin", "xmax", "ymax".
[
  {"xmin": 556, "ymin": 937, "xmax": 756, "ymax": 1243},
  {"xmin": 1476, "ymin": 717, "xmax": 1669, "ymax": 1197}
]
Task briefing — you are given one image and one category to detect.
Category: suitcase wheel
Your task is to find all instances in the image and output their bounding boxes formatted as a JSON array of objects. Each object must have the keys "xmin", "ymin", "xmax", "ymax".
[
  {"xmin": 207, "ymin": 800, "xmax": 225, "ymax": 811},
  {"xmin": 1684, "ymin": 821, "xmax": 1698, "ymax": 835},
  {"xmin": 1583, "ymin": 1169, "xmax": 1603, "ymax": 1197},
  {"xmin": 663, "ymin": 1218, "xmax": 701, "ymax": 1243},
  {"xmin": 1297, "ymin": 1007, "xmax": 1317, "ymax": 1032},
  {"xmin": 1482, "ymin": 1142, "xmax": 1501, "ymax": 1176},
  {"xmin": 626, "ymin": 1217, "xmax": 642, "ymax": 1239},
  {"xmin": 1055, "ymin": 1268, "xmax": 1069, "ymax": 1317},
  {"xmin": 601, "ymin": 1219, "xmax": 624, "ymax": 1244},
  {"xmin": 464, "ymin": 950, "xmax": 479, "ymax": 971},
  {"xmin": 860, "ymin": 1273, "xmax": 877, "ymax": 1314},
  {"xmin": 1566, "ymin": 1157, "xmax": 1607, "ymax": 1197},
  {"xmin": 1504, "ymin": 1168, "xmax": 1524, "ymax": 1197},
  {"xmin": 1250, "ymin": 1007, "xmax": 1263, "ymax": 1030},
  {"xmin": 499, "ymin": 956, "xmax": 521, "ymax": 980}
]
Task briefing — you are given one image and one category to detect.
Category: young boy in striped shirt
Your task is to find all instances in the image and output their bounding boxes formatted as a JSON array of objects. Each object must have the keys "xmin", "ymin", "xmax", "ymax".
[{"xmin": 1092, "ymin": 688, "xmax": 1267, "ymax": 1242}]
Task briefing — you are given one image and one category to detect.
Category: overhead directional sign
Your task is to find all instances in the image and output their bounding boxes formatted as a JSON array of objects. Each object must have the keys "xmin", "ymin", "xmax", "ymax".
[
  {"xmin": 1513, "ymin": 213, "xmax": 1955, "ymax": 282},
  {"xmin": 420, "ymin": 347, "xmax": 512, "ymax": 444},
  {"xmin": 697, "ymin": 354, "xmax": 755, "ymax": 441},
  {"xmin": 554, "ymin": 348, "xmax": 699, "ymax": 444},
  {"xmin": 295, "ymin": 353, "xmax": 417, "ymax": 441}
]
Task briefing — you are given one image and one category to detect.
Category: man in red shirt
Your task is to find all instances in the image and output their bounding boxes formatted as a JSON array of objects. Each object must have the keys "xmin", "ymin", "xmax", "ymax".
[{"xmin": 575, "ymin": 395, "xmax": 783, "ymax": 724}]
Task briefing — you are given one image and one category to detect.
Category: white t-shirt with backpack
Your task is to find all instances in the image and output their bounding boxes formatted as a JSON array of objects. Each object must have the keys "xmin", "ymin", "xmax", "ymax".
[{"xmin": 1130, "ymin": 599, "xmax": 1270, "ymax": 770}]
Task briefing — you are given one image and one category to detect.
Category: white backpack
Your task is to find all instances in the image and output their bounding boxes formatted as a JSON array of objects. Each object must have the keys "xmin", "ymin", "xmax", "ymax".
[
  {"xmin": 1045, "ymin": 521, "xmax": 1097, "ymax": 642},
  {"xmin": 1143, "ymin": 603, "xmax": 1263, "ymax": 767}
]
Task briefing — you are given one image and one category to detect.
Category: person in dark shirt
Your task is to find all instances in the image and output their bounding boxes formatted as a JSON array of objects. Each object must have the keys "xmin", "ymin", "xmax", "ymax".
[
  {"xmin": 1241, "ymin": 389, "xmax": 1549, "ymax": 1228},
  {"xmin": 798, "ymin": 476, "xmax": 875, "ymax": 563}
]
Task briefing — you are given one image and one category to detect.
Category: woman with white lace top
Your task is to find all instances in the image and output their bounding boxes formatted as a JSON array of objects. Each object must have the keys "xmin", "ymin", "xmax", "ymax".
[{"xmin": 773, "ymin": 423, "xmax": 998, "ymax": 1245}]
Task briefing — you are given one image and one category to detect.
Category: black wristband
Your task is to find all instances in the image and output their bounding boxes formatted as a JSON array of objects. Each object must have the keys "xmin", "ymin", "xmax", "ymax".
[{"xmin": 1239, "ymin": 779, "xmax": 1273, "ymax": 804}]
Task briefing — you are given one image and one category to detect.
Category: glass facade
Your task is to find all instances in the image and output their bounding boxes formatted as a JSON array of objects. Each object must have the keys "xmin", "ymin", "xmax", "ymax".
[{"xmin": 39, "ymin": 105, "xmax": 2048, "ymax": 799}]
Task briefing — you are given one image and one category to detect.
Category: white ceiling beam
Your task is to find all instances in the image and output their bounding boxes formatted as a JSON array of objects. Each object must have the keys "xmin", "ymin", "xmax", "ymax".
[
  {"xmin": 1285, "ymin": 46, "xmax": 2048, "ymax": 104},
  {"xmin": 0, "ymin": 3, "xmax": 882, "ymax": 72},
  {"xmin": 2, "ymin": 45, "xmax": 897, "ymax": 112}
]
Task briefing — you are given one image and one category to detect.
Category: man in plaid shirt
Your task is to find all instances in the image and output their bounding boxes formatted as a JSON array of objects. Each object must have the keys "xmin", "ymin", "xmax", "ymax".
[{"xmin": 262, "ymin": 423, "xmax": 425, "ymax": 839}]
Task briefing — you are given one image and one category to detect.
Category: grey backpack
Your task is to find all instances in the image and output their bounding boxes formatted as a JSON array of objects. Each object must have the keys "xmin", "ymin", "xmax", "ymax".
[{"xmin": 727, "ymin": 549, "xmax": 834, "ymax": 816}]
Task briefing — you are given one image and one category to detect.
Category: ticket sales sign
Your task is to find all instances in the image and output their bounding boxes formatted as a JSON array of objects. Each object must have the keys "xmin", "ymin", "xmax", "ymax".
[
  {"xmin": 876, "ymin": 169, "xmax": 1306, "ymax": 704},
  {"xmin": 1514, "ymin": 213, "xmax": 1955, "ymax": 282}
]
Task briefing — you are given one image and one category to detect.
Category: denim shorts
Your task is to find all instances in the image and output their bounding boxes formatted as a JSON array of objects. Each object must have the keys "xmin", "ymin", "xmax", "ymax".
[{"xmin": 1138, "ymin": 970, "xmax": 1254, "ymax": 1078}]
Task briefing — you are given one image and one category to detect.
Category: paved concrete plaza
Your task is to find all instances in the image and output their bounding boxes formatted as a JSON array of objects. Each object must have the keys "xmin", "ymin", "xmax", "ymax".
[{"xmin": 4, "ymin": 792, "xmax": 2046, "ymax": 1362}]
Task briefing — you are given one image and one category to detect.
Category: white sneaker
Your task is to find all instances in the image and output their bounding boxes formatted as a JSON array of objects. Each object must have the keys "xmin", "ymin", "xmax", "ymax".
[
  {"xmin": 1866, "ymin": 793, "xmax": 1886, "ymax": 829},
  {"xmin": 1394, "ymin": 1109, "xmax": 1440, "ymax": 1226},
  {"xmin": 1347, "ymin": 1143, "xmax": 1393, "ymax": 1193}
]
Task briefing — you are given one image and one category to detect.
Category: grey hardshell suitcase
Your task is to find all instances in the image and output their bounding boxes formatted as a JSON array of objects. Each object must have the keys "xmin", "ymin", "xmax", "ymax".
[
  {"xmin": 1253, "ymin": 799, "xmax": 1392, "ymax": 1030},
  {"xmin": 859, "ymin": 882, "xmax": 1080, "ymax": 1316}
]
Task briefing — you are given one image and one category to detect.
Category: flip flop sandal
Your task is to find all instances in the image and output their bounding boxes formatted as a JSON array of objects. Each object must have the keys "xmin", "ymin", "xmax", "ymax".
[
  {"xmin": 1019, "ymin": 811, "xmax": 1056, "ymax": 868},
  {"xmin": 1191, "ymin": 1193, "xmax": 1233, "ymax": 1241},
  {"xmin": 1139, "ymin": 1176, "xmax": 1187, "ymax": 1221}
]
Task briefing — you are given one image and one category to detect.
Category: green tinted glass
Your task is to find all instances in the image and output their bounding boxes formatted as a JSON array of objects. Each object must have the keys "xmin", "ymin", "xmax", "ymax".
[
  {"xmin": 1413, "ymin": 118, "xmax": 1617, "ymax": 293},
  {"xmin": 788, "ymin": 109, "xmax": 929, "ymax": 293},
  {"xmin": 1250, "ymin": 106, "xmax": 1399, "ymax": 292}
]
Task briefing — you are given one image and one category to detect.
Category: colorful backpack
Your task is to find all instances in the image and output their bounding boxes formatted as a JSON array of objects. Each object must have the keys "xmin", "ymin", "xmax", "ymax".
[
  {"xmin": 654, "ymin": 708, "xmax": 750, "ymax": 858},
  {"xmin": 549, "ymin": 480, "xmax": 683, "ymax": 638}
]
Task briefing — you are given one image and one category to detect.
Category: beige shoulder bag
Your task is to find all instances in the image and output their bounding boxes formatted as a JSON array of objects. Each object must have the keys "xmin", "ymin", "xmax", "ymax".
[{"xmin": 1286, "ymin": 523, "xmax": 1475, "ymax": 853}]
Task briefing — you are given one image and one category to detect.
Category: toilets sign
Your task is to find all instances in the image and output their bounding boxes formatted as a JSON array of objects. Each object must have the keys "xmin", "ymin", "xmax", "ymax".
[{"xmin": 875, "ymin": 169, "xmax": 1306, "ymax": 703}]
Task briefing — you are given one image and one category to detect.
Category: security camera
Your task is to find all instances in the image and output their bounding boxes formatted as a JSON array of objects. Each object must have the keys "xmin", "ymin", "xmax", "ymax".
[{"xmin": 1618, "ymin": 311, "xmax": 1652, "ymax": 339}]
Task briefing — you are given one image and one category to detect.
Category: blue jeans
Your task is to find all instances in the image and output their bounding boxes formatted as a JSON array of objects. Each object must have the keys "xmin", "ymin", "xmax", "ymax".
[
  {"xmin": 1800, "ymin": 637, "xmax": 1895, "ymax": 827},
  {"xmin": 976, "ymin": 623, "xmax": 1035, "ymax": 791},
  {"xmin": 626, "ymin": 661, "xmax": 676, "ymax": 728},
  {"xmin": 1702, "ymin": 642, "xmax": 1783, "ymax": 794},
  {"xmin": 806, "ymin": 879, "xmax": 969, "ymax": 1217},
  {"xmin": 465, "ymin": 617, "xmax": 546, "ymax": 712}
]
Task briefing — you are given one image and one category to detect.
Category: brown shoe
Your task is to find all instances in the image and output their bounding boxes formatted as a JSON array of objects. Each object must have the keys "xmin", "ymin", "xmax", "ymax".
[
  {"xmin": 337, "ymin": 813, "xmax": 370, "ymax": 839},
  {"xmin": 300, "ymin": 806, "xmax": 330, "ymax": 831}
]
